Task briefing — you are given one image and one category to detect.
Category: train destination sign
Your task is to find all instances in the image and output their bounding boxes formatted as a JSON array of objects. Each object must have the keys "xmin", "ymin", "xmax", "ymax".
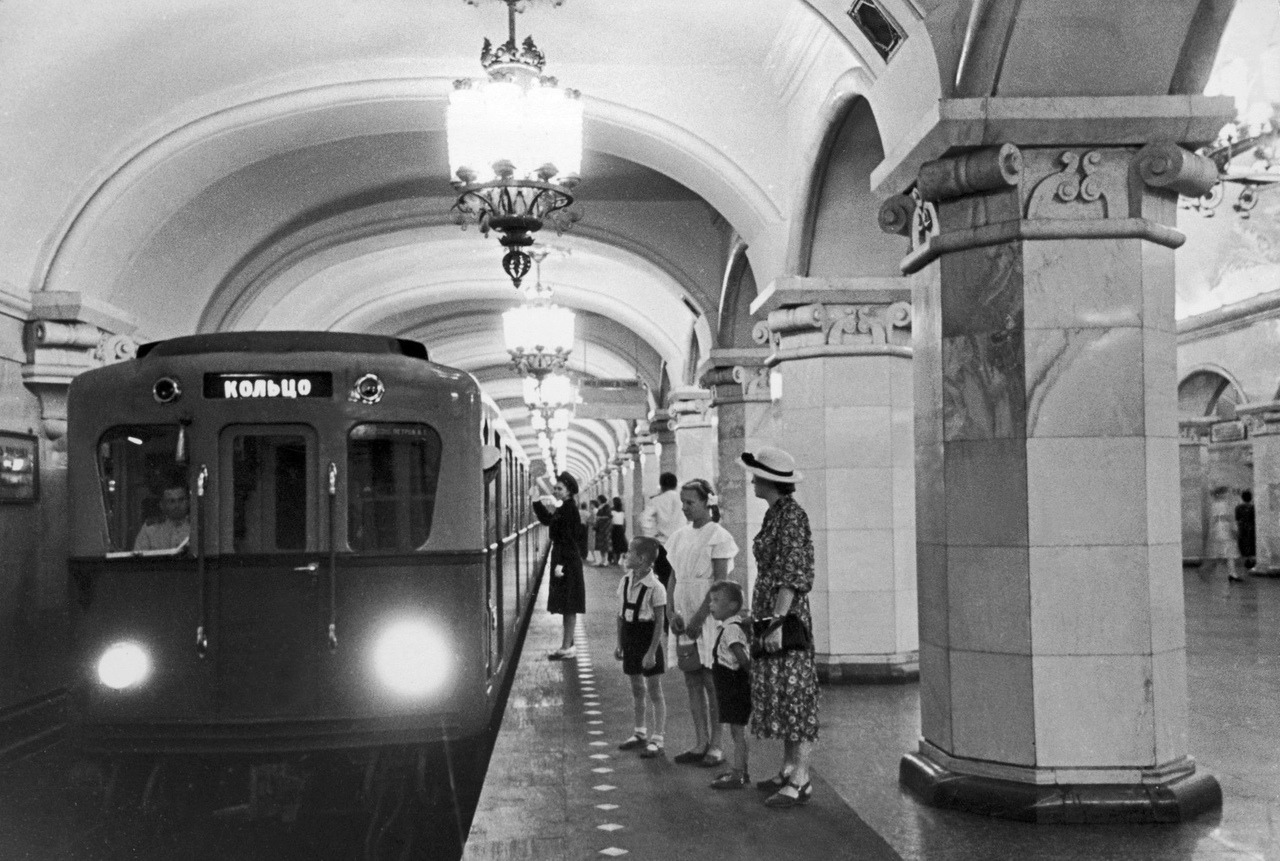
[{"xmin": 204, "ymin": 372, "xmax": 334, "ymax": 400}]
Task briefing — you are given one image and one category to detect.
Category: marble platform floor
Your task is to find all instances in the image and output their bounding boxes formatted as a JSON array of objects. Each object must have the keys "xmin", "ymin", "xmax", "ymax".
[{"xmin": 465, "ymin": 562, "xmax": 1280, "ymax": 860}]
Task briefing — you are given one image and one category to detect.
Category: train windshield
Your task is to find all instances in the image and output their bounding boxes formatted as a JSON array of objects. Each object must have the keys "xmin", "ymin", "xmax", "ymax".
[
  {"xmin": 97, "ymin": 426, "xmax": 188, "ymax": 553},
  {"xmin": 225, "ymin": 427, "xmax": 314, "ymax": 553},
  {"xmin": 347, "ymin": 423, "xmax": 442, "ymax": 553}
]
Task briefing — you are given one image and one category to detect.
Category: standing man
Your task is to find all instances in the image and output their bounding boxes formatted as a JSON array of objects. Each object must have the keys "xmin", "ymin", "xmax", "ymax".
[{"xmin": 642, "ymin": 472, "xmax": 684, "ymax": 546}]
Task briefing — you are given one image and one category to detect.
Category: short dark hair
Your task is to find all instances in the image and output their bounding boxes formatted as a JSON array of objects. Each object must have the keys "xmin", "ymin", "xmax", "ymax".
[
  {"xmin": 629, "ymin": 536, "xmax": 660, "ymax": 567},
  {"xmin": 1242, "ymin": 489, "xmax": 1253, "ymax": 503},
  {"xmin": 708, "ymin": 580, "xmax": 744, "ymax": 612},
  {"xmin": 612, "ymin": 496, "xmax": 623, "ymax": 512},
  {"xmin": 659, "ymin": 472, "xmax": 678, "ymax": 490}
]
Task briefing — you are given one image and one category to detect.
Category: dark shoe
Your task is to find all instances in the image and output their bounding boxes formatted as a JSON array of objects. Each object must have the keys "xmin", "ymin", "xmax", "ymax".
[
  {"xmin": 756, "ymin": 771, "xmax": 790, "ymax": 791},
  {"xmin": 547, "ymin": 647, "xmax": 576, "ymax": 660},
  {"xmin": 764, "ymin": 780, "xmax": 812, "ymax": 809},
  {"xmin": 673, "ymin": 746, "xmax": 709, "ymax": 765},
  {"xmin": 710, "ymin": 771, "xmax": 749, "ymax": 790},
  {"xmin": 698, "ymin": 750, "xmax": 726, "ymax": 768},
  {"xmin": 639, "ymin": 741, "xmax": 665, "ymax": 759},
  {"xmin": 617, "ymin": 734, "xmax": 647, "ymax": 751}
]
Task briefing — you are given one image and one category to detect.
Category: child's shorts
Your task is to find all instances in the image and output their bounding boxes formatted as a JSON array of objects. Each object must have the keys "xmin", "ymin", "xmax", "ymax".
[
  {"xmin": 712, "ymin": 664, "xmax": 751, "ymax": 725},
  {"xmin": 621, "ymin": 619, "xmax": 665, "ymax": 677}
]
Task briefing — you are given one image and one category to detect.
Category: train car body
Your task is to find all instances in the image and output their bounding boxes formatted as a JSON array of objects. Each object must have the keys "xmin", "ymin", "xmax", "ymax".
[{"xmin": 66, "ymin": 331, "xmax": 540, "ymax": 757}]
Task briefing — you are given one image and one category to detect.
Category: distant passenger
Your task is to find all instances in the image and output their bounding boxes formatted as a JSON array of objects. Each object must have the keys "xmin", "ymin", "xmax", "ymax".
[
  {"xmin": 609, "ymin": 497, "xmax": 627, "ymax": 564},
  {"xmin": 1205, "ymin": 485, "xmax": 1243, "ymax": 583},
  {"xmin": 1236, "ymin": 489, "xmax": 1256, "ymax": 569},
  {"xmin": 592, "ymin": 495, "xmax": 612, "ymax": 566},
  {"xmin": 641, "ymin": 471, "xmax": 684, "ymax": 545},
  {"xmin": 614, "ymin": 536, "xmax": 668, "ymax": 759},
  {"xmin": 534, "ymin": 472, "xmax": 585, "ymax": 660},
  {"xmin": 133, "ymin": 481, "xmax": 190, "ymax": 551}
]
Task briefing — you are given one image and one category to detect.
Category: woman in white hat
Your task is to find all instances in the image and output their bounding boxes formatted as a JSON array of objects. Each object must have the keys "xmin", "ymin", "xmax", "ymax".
[{"xmin": 741, "ymin": 446, "xmax": 819, "ymax": 809}]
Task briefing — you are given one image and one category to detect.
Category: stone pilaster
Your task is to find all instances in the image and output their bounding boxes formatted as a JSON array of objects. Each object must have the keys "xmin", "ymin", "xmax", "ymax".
[
  {"xmin": 886, "ymin": 100, "xmax": 1230, "ymax": 823},
  {"xmin": 700, "ymin": 348, "xmax": 776, "ymax": 598},
  {"xmin": 1237, "ymin": 403, "xmax": 1280, "ymax": 574},
  {"xmin": 649, "ymin": 411, "xmax": 679, "ymax": 478},
  {"xmin": 1178, "ymin": 418, "xmax": 1214, "ymax": 564},
  {"xmin": 753, "ymin": 276, "xmax": 917, "ymax": 683},
  {"xmin": 668, "ymin": 386, "xmax": 716, "ymax": 488}
]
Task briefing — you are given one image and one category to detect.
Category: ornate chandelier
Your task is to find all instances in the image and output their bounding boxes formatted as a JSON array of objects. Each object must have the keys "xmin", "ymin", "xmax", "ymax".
[
  {"xmin": 1182, "ymin": 104, "xmax": 1278, "ymax": 219},
  {"xmin": 449, "ymin": 0, "xmax": 583, "ymax": 288},
  {"xmin": 502, "ymin": 251, "xmax": 574, "ymax": 378}
]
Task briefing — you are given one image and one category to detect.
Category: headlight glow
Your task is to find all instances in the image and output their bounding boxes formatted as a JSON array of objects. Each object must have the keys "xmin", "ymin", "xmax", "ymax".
[
  {"xmin": 373, "ymin": 620, "xmax": 449, "ymax": 697},
  {"xmin": 97, "ymin": 642, "xmax": 151, "ymax": 690}
]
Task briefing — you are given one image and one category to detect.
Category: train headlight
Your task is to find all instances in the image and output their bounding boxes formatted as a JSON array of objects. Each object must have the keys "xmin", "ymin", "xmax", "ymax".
[
  {"xmin": 97, "ymin": 642, "xmax": 151, "ymax": 690},
  {"xmin": 373, "ymin": 621, "xmax": 448, "ymax": 697}
]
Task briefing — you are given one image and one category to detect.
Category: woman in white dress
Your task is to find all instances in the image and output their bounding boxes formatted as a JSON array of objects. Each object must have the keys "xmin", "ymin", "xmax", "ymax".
[
  {"xmin": 665, "ymin": 479, "xmax": 739, "ymax": 767},
  {"xmin": 1205, "ymin": 485, "xmax": 1243, "ymax": 582}
]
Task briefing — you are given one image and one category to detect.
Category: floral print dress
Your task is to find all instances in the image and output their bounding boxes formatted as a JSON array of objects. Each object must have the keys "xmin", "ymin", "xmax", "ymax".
[{"xmin": 749, "ymin": 494, "xmax": 819, "ymax": 742}]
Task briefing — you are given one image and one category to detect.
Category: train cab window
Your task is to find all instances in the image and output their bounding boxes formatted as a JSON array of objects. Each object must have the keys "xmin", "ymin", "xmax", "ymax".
[
  {"xmin": 347, "ymin": 423, "xmax": 442, "ymax": 553},
  {"xmin": 225, "ymin": 428, "xmax": 313, "ymax": 553},
  {"xmin": 96, "ymin": 426, "xmax": 186, "ymax": 553}
]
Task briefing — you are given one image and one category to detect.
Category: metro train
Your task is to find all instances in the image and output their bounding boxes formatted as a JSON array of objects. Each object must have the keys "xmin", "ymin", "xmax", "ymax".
[{"xmin": 65, "ymin": 331, "xmax": 542, "ymax": 810}]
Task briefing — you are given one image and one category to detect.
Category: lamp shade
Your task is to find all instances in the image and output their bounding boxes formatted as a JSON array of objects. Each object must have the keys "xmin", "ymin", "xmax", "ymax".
[{"xmin": 447, "ymin": 79, "xmax": 582, "ymax": 186}]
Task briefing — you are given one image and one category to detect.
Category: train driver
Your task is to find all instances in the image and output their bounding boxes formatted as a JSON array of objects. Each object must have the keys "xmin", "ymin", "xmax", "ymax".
[{"xmin": 134, "ymin": 480, "xmax": 191, "ymax": 551}]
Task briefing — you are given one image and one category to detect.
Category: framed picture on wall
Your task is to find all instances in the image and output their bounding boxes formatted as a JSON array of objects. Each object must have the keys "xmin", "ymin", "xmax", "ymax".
[{"xmin": 0, "ymin": 432, "xmax": 38, "ymax": 503}]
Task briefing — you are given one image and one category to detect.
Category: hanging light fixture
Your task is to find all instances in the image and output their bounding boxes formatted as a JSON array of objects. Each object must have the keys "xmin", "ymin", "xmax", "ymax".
[
  {"xmin": 449, "ymin": 0, "xmax": 583, "ymax": 288},
  {"xmin": 503, "ymin": 248, "xmax": 574, "ymax": 378}
]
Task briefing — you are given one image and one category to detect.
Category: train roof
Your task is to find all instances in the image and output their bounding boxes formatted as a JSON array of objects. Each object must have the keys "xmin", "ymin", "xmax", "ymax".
[{"xmin": 136, "ymin": 331, "xmax": 429, "ymax": 361}]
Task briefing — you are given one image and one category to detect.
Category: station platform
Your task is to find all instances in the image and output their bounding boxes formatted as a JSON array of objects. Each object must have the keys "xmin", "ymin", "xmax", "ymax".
[{"xmin": 464, "ymin": 562, "xmax": 1280, "ymax": 861}]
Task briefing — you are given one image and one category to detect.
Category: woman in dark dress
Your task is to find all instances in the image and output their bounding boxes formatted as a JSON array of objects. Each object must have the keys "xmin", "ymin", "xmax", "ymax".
[
  {"xmin": 594, "ymin": 495, "xmax": 613, "ymax": 565},
  {"xmin": 609, "ymin": 496, "xmax": 628, "ymax": 564},
  {"xmin": 533, "ymin": 472, "xmax": 585, "ymax": 660},
  {"xmin": 741, "ymin": 446, "xmax": 819, "ymax": 809}
]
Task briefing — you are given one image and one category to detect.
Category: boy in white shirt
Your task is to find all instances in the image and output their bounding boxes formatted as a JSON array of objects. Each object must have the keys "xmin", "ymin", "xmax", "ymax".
[{"xmin": 614, "ymin": 536, "xmax": 669, "ymax": 758}]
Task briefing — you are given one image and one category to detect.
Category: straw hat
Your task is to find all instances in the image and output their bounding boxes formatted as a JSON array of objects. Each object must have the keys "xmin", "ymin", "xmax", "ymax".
[{"xmin": 740, "ymin": 446, "xmax": 804, "ymax": 484}]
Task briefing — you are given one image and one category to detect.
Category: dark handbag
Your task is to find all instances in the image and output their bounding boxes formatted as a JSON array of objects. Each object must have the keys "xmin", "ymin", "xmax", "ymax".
[
  {"xmin": 676, "ymin": 640, "xmax": 702, "ymax": 672},
  {"xmin": 751, "ymin": 613, "xmax": 811, "ymax": 658}
]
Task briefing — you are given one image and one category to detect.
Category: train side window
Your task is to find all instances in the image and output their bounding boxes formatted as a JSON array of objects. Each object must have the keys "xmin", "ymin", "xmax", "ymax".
[
  {"xmin": 96, "ymin": 426, "xmax": 184, "ymax": 553},
  {"xmin": 347, "ymin": 423, "xmax": 442, "ymax": 553},
  {"xmin": 225, "ymin": 428, "xmax": 314, "ymax": 553}
]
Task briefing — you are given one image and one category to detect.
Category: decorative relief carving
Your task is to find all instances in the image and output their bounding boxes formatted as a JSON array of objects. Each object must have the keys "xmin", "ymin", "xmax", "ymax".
[
  {"xmin": 22, "ymin": 319, "xmax": 139, "ymax": 443},
  {"xmin": 755, "ymin": 302, "xmax": 913, "ymax": 352},
  {"xmin": 1025, "ymin": 149, "xmax": 1126, "ymax": 220},
  {"xmin": 1133, "ymin": 141, "xmax": 1220, "ymax": 199},
  {"xmin": 730, "ymin": 364, "xmax": 771, "ymax": 400},
  {"xmin": 917, "ymin": 143, "xmax": 1023, "ymax": 203}
]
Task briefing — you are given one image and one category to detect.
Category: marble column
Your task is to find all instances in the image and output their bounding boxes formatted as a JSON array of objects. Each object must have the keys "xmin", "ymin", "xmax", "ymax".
[
  {"xmin": 638, "ymin": 422, "xmax": 660, "ymax": 501},
  {"xmin": 669, "ymin": 387, "xmax": 716, "ymax": 488},
  {"xmin": 880, "ymin": 101, "xmax": 1228, "ymax": 822},
  {"xmin": 752, "ymin": 276, "xmax": 918, "ymax": 683},
  {"xmin": 1239, "ymin": 403, "xmax": 1280, "ymax": 574},
  {"xmin": 623, "ymin": 443, "xmax": 642, "ymax": 540},
  {"xmin": 649, "ymin": 411, "xmax": 679, "ymax": 479},
  {"xmin": 1178, "ymin": 419, "xmax": 1213, "ymax": 564},
  {"xmin": 700, "ymin": 348, "xmax": 776, "ymax": 598}
]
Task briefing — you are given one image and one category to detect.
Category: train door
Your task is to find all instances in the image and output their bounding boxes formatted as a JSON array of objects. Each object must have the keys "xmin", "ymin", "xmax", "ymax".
[
  {"xmin": 484, "ymin": 452, "xmax": 501, "ymax": 676},
  {"xmin": 216, "ymin": 424, "xmax": 321, "ymax": 717}
]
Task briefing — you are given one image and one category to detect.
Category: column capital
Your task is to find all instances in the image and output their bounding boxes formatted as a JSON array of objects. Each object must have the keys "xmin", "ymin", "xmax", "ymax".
[
  {"xmin": 647, "ymin": 410, "xmax": 677, "ymax": 441},
  {"xmin": 1236, "ymin": 401, "xmax": 1280, "ymax": 436},
  {"xmin": 1178, "ymin": 416, "xmax": 1216, "ymax": 442},
  {"xmin": 885, "ymin": 141, "xmax": 1222, "ymax": 275},
  {"xmin": 872, "ymin": 95, "xmax": 1235, "ymax": 197},
  {"xmin": 698, "ymin": 348, "xmax": 771, "ymax": 406},
  {"xmin": 752, "ymin": 276, "xmax": 913, "ymax": 363},
  {"xmin": 667, "ymin": 386, "xmax": 713, "ymax": 428},
  {"xmin": 21, "ymin": 317, "xmax": 139, "ymax": 443}
]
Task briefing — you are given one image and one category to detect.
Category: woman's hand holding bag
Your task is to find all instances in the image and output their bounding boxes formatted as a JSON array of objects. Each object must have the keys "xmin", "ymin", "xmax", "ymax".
[{"xmin": 750, "ymin": 613, "xmax": 811, "ymax": 658}]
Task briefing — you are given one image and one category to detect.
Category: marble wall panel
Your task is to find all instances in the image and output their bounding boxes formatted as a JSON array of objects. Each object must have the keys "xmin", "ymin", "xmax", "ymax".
[
  {"xmin": 828, "ymin": 589, "xmax": 898, "ymax": 655},
  {"xmin": 939, "ymin": 243, "xmax": 1025, "ymax": 339},
  {"xmin": 943, "ymin": 438, "xmax": 1029, "ymax": 547},
  {"xmin": 828, "ymin": 527, "xmax": 894, "ymax": 592},
  {"xmin": 825, "ymin": 354, "xmax": 891, "ymax": 407},
  {"xmin": 812, "ymin": 524, "xmax": 830, "ymax": 606},
  {"xmin": 1179, "ymin": 441, "xmax": 1207, "ymax": 559},
  {"xmin": 916, "ymin": 440, "xmax": 946, "ymax": 545},
  {"xmin": 950, "ymin": 649, "xmax": 1035, "ymax": 765},
  {"xmin": 1023, "ymin": 326, "xmax": 1145, "ymax": 439},
  {"xmin": 947, "ymin": 545, "xmax": 1032, "ymax": 655},
  {"xmin": 780, "ymin": 357, "xmax": 823, "ymax": 409},
  {"xmin": 1151, "ymin": 647, "xmax": 1190, "ymax": 766},
  {"xmin": 1142, "ymin": 328, "xmax": 1179, "ymax": 439},
  {"xmin": 794, "ymin": 470, "xmax": 827, "ymax": 533},
  {"xmin": 893, "ymin": 521, "xmax": 917, "ymax": 593},
  {"xmin": 1025, "ymin": 436, "xmax": 1148, "ymax": 546},
  {"xmin": 1032, "ymin": 654, "xmax": 1155, "ymax": 768},
  {"xmin": 1148, "ymin": 542, "xmax": 1186, "ymax": 653},
  {"xmin": 826, "ymin": 406, "xmax": 892, "ymax": 468},
  {"xmin": 919, "ymin": 641, "xmax": 953, "ymax": 751},
  {"xmin": 942, "ymin": 330, "xmax": 1027, "ymax": 441},
  {"xmin": 891, "ymin": 402, "xmax": 913, "ymax": 468},
  {"xmin": 917, "ymin": 542, "xmax": 948, "ymax": 649},
  {"xmin": 827, "ymin": 466, "xmax": 893, "ymax": 531},
  {"xmin": 1028, "ymin": 544, "xmax": 1151, "ymax": 655},
  {"xmin": 1140, "ymin": 242, "xmax": 1177, "ymax": 335},
  {"xmin": 1021, "ymin": 239, "xmax": 1144, "ymax": 331},
  {"xmin": 892, "ymin": 465, "xmax": 915, "ymax": 543},
  {"xmin": 1146, "ymin": 437, "xmax": 1183, "ymax": 548},
  {"xmin": 809, "ymin": 588, "xmax": 830, "ymax": 652},
  {"xmin": 890, "ymin": 356, "xmax": 913, "ymax": 410},
  {"xmin": 780, "ymin": 406, "xmax": 826, "ymax": 469}
]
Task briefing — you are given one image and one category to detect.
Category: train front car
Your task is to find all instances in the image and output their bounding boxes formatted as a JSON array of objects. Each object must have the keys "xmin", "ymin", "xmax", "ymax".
[{"xmin": 66, "ymin": 332, "xmax": 496, "ymax": 757}]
